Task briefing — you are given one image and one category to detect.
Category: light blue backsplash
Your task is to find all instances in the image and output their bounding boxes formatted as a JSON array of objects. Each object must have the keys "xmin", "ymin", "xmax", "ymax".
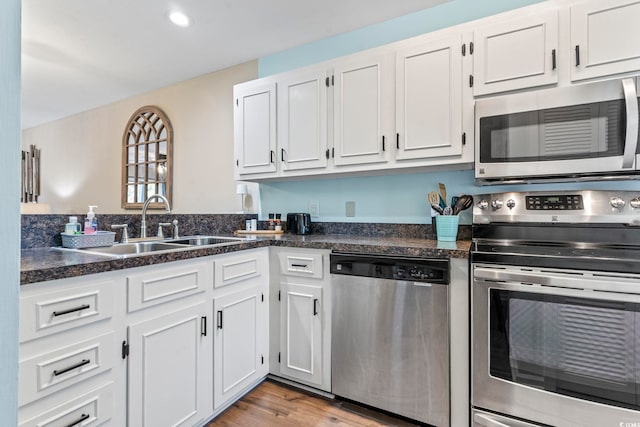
[
  {"xmin": 257, "ymin": 0, "xmax": 640, "ymax": 224},
  {"xmin": 0, "ymin": 0, "xmax": 21, "ymax": 424}
]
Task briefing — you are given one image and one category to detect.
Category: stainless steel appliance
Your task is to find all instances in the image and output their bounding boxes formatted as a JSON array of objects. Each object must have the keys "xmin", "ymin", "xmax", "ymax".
[
  {"xmin": 475, "ymin": 77, "xmax": 640, "ymax": 183},
  {"xmin": 471, "ymin": 190, "xmax": 640, "ymax": 427},
  {"xmin": 330, "ymin": 253, "xmax": 450, "ymax": 426},
  {"xmin": 286, "ymin": 212, "xmax": 311, "ymax": 234}
]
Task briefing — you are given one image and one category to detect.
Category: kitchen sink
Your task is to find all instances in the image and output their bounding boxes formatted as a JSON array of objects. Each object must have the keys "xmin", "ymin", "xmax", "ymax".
[
  {"xmin": 56, "ymin": 235, "xmax": 249, "ymax": 258},
  {"xmin": 170, "ymin": 236, "xmax": 246, "ymax": 246}
]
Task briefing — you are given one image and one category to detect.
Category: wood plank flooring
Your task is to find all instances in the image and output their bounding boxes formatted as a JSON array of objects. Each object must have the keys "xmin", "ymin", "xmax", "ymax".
[{"xmin": 207, "ymin": 380, "xmax": 421, "ymax": 426}]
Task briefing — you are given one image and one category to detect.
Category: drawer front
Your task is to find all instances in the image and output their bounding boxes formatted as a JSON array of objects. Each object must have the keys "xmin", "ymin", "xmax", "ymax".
[
  {"xmin": 20, "ymin": 280, "xmax": 115, "ymax": 343},
  {"xmin": 127, "ymin": 260, "xmax": 211, "ymax": 313},
  {"xmin": 19, "ymin": 382, "xmax": 113, "ymax": 427},
  {"xmin": 215, "ymin": 249, "xmax": 267, "ymax": 289},
  {"xmin": 278, "ymin": 251, "xmax": 323, "ymax": 279},
  {"xmin": 19, "ymin": 332, "xmax": 115, "ymax": 406}
]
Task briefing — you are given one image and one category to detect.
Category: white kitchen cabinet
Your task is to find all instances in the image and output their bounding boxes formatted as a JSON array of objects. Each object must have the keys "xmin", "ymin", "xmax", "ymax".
[
  {"xmin": 272, "ymin": 248, "xmax": 331, "ymax": 392},
  {"xmin": 127, "ymin": 302, "xmax": 211, "ymax": 427},
  {"xmin": 332, "ymin": 51, "xmax": 394, "ymax": 166},
  {"xmin": 234, "ymin": 79, "xmax": 277, "ymax": 176},
  {"xmin": 212, "ymin": 248, "xmax": 269, "ymax": 411},
  {"xmin": 213, "ymin": 283, "xmax": 268, "ymax": 409},
  {"xmin": 395, "ymin": 33, "xmax": 465, "ymax": 161},
  {"xmin": 279, "ymin": 281, "xmax": 323, "ymax": 386},
  {"xmin": 571, "ymin": 0, "xmax": 640, "ymax": 81},
  {"xmin": 472, "ymin": 9, "xmax": 559, "ymax": 95},
  {"xmin": 277, "ymin": 65, "xmax": 330, "ymax": 172}
]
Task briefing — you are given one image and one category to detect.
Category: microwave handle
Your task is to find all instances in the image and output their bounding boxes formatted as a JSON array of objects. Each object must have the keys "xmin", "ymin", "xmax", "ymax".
[{"xmin": 622, "ymin": 78, "xmax": 638, "ymax": 168}]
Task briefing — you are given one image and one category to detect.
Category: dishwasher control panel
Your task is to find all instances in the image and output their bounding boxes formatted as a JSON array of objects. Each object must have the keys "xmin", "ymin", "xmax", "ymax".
[{"xmin": 330, "ymin": 253, "xmax": 449, "ymax": 284}]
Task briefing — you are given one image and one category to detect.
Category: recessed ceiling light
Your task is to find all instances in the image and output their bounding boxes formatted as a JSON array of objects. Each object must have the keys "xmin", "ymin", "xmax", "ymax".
[{"xmin": 169, "ymin": 11, "xmax": 190, "ymax": 27}]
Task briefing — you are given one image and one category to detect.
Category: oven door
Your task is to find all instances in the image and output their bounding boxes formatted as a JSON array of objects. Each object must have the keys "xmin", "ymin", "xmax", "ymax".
[
  {"xmin": 472, "ymin": 263, "xmax": 640, "ymax": 426},
  {"xmin": 475, "ymin": 77, "xmax": 640, "ymax": 182}
]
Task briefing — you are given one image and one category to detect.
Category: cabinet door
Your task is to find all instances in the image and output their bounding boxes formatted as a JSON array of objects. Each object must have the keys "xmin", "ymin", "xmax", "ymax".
[
  {"xmin": 213, "ymin": 284, "xmax": 268, "ymax": 409},
  {"xmin": 234, "ymin": 80, "xmax": 277, "ymax": 176},
  {"xmin": 279, "ymin": 281, "xmax": 322, "ymax": 387},
  {"xmin": 128, "ymin": 303, "xmax": 211, "ymax": 427},
  {"xmin": 278, "ymin": 66, "xmax": 329, "ymax": 171},
  {"xmin": 571, "ymin": 0, "xmax": 640, "ymax": 81},
  {"xmin": 333, "ymin": 51, "xmax": 394, "ymax": 166},
  {"xmin": 395, "ymin": 34, "xmax": 463, "ymax": 160},
  {"xmin": 473, "ymin": 9, "xmax": 558, "ymax": 95}
]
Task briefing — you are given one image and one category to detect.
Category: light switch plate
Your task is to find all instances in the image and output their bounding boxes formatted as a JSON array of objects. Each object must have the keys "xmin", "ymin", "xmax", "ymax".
[{"xmin": 309, "ymin": 200, "xmax": 320, "ymax": 218}]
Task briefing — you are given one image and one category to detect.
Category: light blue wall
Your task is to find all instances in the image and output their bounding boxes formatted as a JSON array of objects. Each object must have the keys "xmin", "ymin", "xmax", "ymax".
[
  {"xmin": 259, "ymin": 0, "xmax": 546, "ymax": 77},
  {"xmin": 258, "ymin": 0, "xmax": 640, "ymax": 224},
  {"xmin": 0, "ymin": 0, "xmax": 21, "ymax": 424}
]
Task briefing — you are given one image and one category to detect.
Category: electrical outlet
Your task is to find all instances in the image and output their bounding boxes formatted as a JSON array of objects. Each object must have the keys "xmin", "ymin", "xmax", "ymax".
[
  {"xmin": 309, "ymin": 200, "xmax": 320, "ymax": 218},
  {"xmin": 346, "ymin": 201, "xmax": 355, "ymax": 217}
]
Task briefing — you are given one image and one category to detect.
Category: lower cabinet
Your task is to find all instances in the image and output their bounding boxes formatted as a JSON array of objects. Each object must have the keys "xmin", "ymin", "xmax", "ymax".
[
  {"xmin": 271, "ymin": 248, "xmax": 332, "ymax": 392},
  {"xmin": 213, "ymin": 281, "xmax": 268, "ymax": 410},
  {"xmin": 127, "ymin": 302, "xmax": 212, "ymax": 427}
]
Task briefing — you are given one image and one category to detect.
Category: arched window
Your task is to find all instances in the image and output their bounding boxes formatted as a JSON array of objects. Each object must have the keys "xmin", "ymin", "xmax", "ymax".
[{"xmin": 122, "ymin": 106, "xmax": 173, "ymax": 209}]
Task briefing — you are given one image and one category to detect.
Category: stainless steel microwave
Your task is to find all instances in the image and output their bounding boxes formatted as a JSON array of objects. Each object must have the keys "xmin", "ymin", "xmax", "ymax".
[{"xmin": 475, "ymin": 77, "xmax": 640, "ymax": 183}]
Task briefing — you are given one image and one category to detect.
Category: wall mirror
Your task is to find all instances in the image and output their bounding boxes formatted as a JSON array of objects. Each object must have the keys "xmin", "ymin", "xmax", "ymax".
[{"xmin": 122, "ymin": 106, "xmax": 173, "ymax": 209}]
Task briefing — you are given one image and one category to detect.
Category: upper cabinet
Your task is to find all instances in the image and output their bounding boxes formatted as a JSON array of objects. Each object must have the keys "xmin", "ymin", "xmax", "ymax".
[
  {"xmin": 472, "ymin": 9, "xmax": 559, "ymax": 96},
  {"xmin": 234, "ymin": 80, "xmax": 277, "ymax": 176},
  {"xmin": 570, "ymin": 0, "xmax": 640, "ymax": 81},
  {"xmin": 277, "ymin": 66, "xmax": 329, "ymax": 172},
  {"xmin": 395, "ymin": 34, "xmax": 465, "ymax": 160},
  {"xmin": 332, "ymin": 51, "xmax": 394, "ymax": 166}
]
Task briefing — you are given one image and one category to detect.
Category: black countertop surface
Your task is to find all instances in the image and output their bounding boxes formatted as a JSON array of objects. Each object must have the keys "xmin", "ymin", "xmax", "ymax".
[{"xmin": 21, "ymin": 234, "xmax": 470, "ymax": 285}]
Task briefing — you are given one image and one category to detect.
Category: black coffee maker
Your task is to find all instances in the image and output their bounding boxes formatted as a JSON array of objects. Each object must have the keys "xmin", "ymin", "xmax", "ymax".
[{"xmin": 286, "ymin": 213, "xmax": 312, "ymax": 235}]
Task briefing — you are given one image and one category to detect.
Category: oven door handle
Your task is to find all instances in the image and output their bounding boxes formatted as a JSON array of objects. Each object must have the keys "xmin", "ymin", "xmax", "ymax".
[{"xmin": 622, "ymin": 77, "xmax": 638, "ymax": 169}]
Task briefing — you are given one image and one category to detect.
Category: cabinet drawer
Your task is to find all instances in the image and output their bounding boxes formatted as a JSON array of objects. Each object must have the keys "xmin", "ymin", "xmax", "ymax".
[
  {"xmin": 215, "ymin": 249, "xmax": 267, "ymax": 289},
  {"xmin": 19, "ymin": 332, "xmax": 115, "ymax": 406},
  {"xmin": 278, "ymin": 251, "xmax": 323, "ymax": 279},
  {"xmin": 19, "ymin": 382, "xmax": 113, "ymax": 427},
  {"xmin": 20, "ymin": 280, "xmax": 115, "ymax": 343},
  {"xmin": 127, "ymin": 260, "xmax": 211, "ymax": 313}
]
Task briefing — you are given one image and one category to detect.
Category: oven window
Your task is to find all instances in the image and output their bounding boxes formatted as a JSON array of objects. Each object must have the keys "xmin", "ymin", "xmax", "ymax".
[
  {"xmin": 490, "ymin": 290, "xmax": 640, "ymax": 410},
  {"xmin": 479, "ymin": 99, "xmax": 626, "ymax": 163}
]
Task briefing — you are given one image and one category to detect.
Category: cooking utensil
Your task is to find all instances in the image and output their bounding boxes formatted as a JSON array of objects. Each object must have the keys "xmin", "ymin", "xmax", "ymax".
[
  {"xmin": 443, "ymin": 206, "xmax": 453, "ymax": 215},
  {"xmin": 438, "ymin": 183, "xmax": 447, "ymax": 206},
  {"xmin": 453, "ymin": 194, "xmax": 473, "ymax": 215},
  {"xmin": 430, "ymin": 203, "xmax": 444, "ymax": 215},
  {"xmin": 428, "ymin": 192, "xmax": 441, "ymax": 207}
]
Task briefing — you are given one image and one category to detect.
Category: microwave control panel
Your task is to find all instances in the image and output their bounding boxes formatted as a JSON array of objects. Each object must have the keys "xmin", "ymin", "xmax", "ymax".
[{"xmin": 525, "ymin": 195, "xmax": 584, "ymax": 210}]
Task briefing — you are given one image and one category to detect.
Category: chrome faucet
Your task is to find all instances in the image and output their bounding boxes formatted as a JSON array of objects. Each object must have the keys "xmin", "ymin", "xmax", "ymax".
[{"xmin": 140, "ymin": 194, "xmax": 171, "ymax": 238}]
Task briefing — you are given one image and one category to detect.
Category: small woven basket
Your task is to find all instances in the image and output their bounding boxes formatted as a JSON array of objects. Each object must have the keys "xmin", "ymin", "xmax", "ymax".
[{"xmin": 61, "ymin": 231, "xmax": 116, "ymax": 249}]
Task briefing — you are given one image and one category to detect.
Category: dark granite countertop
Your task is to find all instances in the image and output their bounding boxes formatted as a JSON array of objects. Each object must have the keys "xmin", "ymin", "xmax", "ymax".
[{"xmin": 21, "ymin": 234, "xmax": 470, "ymax": 285}]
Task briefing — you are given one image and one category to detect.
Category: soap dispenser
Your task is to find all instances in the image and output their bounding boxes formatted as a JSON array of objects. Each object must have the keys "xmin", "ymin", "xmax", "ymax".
[{"xmin": 84, "ymin": 205, "xmax": 98, "ymax": 234}]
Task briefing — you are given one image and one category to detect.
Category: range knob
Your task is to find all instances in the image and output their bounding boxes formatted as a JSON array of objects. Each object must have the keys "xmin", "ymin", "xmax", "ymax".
[
  {"xmin": 631, "ymin": 197, "xmax": 640, "ymax": 209},
  {"xmin": 477, "ymin": 200, "xmax": 489, "ymax": 209},
  {"xmin": 506, "ymin": 199, "xmax": 516, "ymax": 209},
  {"xmin": 610, "ymin": 197, "xmax": 626, "ymax": 209},
  {"xmin": 491, "ymin": 199, "xmax": 503, "ymax": 210}
]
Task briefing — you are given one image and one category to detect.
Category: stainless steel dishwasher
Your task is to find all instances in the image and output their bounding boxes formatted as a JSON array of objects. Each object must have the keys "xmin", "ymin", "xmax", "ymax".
[{"xmin": 330, "ymin": 252, "xmax": 450, "ymax": 426}]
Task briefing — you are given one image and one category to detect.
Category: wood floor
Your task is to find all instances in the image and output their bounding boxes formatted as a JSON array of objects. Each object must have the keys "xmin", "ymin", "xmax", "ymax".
[{"xmin": 207, "ymin": 380, "xmax": 421, "ymax": 427}]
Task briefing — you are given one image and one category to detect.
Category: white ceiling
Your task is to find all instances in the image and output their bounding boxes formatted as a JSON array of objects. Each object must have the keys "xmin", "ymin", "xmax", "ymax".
[{"xmin": 21, "ymin": 0, "xmax": 451, "ymax": 129}]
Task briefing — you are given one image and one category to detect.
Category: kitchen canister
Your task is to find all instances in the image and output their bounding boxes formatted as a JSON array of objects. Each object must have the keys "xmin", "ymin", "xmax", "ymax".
[{"xmin": 436, "ymin": 215, "xmax": 459, "ymax": 242}]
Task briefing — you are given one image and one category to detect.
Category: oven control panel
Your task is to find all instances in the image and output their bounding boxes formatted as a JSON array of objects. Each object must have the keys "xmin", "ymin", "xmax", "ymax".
[
  {"xmin": 473, "ymin": 190, "xmax": 640, "ymax": 225},
  {"xmin": 525, "ymin": 195, "xmax": 584, "ymax": 210}
]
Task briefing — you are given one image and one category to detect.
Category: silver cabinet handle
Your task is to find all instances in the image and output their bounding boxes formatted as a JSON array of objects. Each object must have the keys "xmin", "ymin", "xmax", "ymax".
[
  {"xmin": 622, "ymin": 78, "xmax": 639, "ymax": 168},
  {"xmin": 474, "ymin": 413, "xmax": 537, "ymax": 427}
]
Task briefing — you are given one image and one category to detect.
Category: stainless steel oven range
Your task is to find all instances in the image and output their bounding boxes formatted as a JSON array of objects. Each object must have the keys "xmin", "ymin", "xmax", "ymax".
[{"xmin": 471, "ymin": 190, "xmax": 640, "ymax": 427}]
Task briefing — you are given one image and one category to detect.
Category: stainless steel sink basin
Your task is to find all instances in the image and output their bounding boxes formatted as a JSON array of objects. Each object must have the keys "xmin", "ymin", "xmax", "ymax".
[
  {"xmin": 56, "ymin": 235, "xmax": 249, "ymax": 258},
  {"xmin": 170, "ymin": 236, "xmax": 246, "ymax": 246}
]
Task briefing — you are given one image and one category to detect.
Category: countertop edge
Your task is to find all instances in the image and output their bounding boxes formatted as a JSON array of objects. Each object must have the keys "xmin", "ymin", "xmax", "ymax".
[{"xmin": 21, "ymin": 236, "xmax": 470, "ymax": 285}]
